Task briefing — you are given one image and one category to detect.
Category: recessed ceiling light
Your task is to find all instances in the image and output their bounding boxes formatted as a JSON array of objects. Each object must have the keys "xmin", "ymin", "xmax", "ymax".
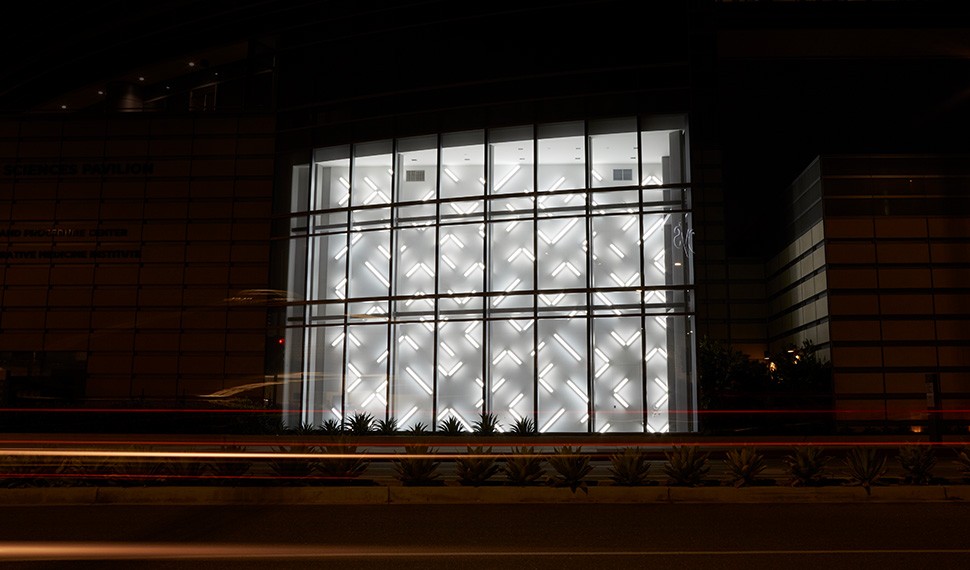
[
  {"xmin": 60, "ymin": 104, "xmax": 67, "ymax": 109},
  {"xmin": 165, "ymin": 86, "xmax": 171, "ymax": 90},
  {"xmin": 97, "ymin": 90, "xmax": 104, "ymax": 95},
  {"xmin": 188, "ymin": 61, "xmax": 196, "ymax": 67},
  {"xmin": 214, "ymin": 72, "xmax": 219, "ymax": 76},
  {"xmin": 138, "ymin": 76, "xmax": 145, "ymax": 81}
]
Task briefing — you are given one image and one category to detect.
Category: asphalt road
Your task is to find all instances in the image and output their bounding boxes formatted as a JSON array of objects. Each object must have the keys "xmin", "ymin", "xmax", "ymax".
[{"xmin": 1, "ymin": 502, "xmax": 969, "ymax": 569}]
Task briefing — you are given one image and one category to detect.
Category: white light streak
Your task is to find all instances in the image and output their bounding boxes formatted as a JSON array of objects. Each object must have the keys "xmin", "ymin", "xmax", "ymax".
[
  {"xmin": 539, "ymin": 408, "xmax": 566, "ymax": 433},
  {"xmin": 566, "ymin": 379, "xmax": 589, "ymax": 403},
  {"xmin": 443, "ymin": 168, "xmax": 460, "ymax": 183},
  {"xmin": 553, "ymin": 333, "xmax": 582, "ymax": 361},
  {"xmin": 493, "ymin": 164, "xmax": 521, "ymax": 191}
]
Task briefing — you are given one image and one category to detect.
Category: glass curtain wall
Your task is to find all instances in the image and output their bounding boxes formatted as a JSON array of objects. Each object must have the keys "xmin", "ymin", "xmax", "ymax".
[{"xmin": 277, "ymin": 115, "xmax": 695, "ymax": 433}]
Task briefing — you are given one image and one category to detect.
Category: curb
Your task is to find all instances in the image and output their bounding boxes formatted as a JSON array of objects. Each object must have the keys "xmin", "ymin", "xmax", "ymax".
[{"xmin": 0, "ymin": 485, "xmax": 965, "ymax": 505}]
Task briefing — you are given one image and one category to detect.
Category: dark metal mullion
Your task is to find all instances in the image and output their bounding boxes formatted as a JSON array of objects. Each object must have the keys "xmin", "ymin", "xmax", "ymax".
[
  {"xmin": 339, "ymin": 149, "xmax": 354, "ymax": 426},
  {"xmin": 532, "ymin": 127, "xmax": 540, "ymax": 432},
  {"xmin": 584, "ymin": 121, "xmax": 594, "ymax": 434},
  {"xmin": 636, "ymin": 117, "xmax": 650, "ymax": 433},
  {"xmin": 481, "ymin": 137, "xmax": 490, "ymax": 418},
  {"xmin": 384, "ymin": 142, "xmax": 399, "ymax": 423},
  {"xmin": 432, "ymin": 136, "xmax": 442, "ymax": 430},
  {"xmin": 300, "ymin": 156, "xmax": 315, "ymax": 426}
]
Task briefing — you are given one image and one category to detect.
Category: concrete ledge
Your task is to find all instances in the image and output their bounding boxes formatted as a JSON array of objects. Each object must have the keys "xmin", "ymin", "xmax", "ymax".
[{"xmin": 0, "ymin": 485, "xmax": 965, "ymax": 506}]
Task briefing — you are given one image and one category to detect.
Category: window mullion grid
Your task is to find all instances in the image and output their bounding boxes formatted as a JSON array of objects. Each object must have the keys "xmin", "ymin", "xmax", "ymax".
[
  {"xmin": 339, "ymin": 149, "xmax": 355, "ymax": 427},
  {"xmin": 384, "ymin": 140, "xmax": 399, "ymax": 423},
  {"xmin": 584, "ymin": 120, "xmax": 594, "ymax": 434},
  {"xmin": 532, "ymin": 128, "xmax": 540, "ymax": 432},
  {"xmin": 301, "ymin": 157, "xmax": 315, "ymax": 426},
  {"xmin": 481, "ymin": 138, "xmax": 490, "ymax": 419},
  {"xmin": 432, "ymin": 135, "xmax": 442, "ymax": 430},
  {"xmin": 636, "ymin": 117, "xmax": 649, "ymax": 433}
]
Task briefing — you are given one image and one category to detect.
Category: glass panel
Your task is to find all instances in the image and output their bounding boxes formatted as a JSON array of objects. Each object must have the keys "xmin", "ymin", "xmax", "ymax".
[
  {"xmin": 307, "ymin": 233, "xmax": 347, "ymax": 321},
  {"xmin": 312, "ymin": 146, "xmax": 349, "ymax": 231},
  {"xmin": 438, "ymin": 223, "xmax": 484, "ymax": 315},
  {"xmin": 641, "ymin": 213, "xmax": 668, "ymax": 287},
  {"xmin": 537, "ymin": 215, "xmax": 586, "ymax": 293},
  {"xmin": 592, "ymin": 213, "xmax": 640, "ymax": 310},
  {"xmin": 352, "ymin": 141, "xmax": 392, "ymax": 225},
  {"xmin": 344, "ymin": 323, "xmax": 389, "ymax": 419},
  {"xmin": 392, "ymin": 322, "xmax": 434, "ymax": 429},
  {"xmin": 537, "ymin": 317, "xmax": 589, "ymax": 433},
  {"xmin": 589, "ymin": 118, "xmax": 638, "ymax": 189},
  {"xmin": 436, "ymin": 319, "xmax": 484, "ymax": 431},
  {"xmin": 592, "ymin": 316, "xmax": 644, "ymax": 433},
  {"xmin": 537, "ymin": 121, "xmax": 585, "ymax": 192},
  {"xmin": 347, "ymin": 229, "xmax": 390, "ymax": 317},
  {"xmin": 488, "ymin": 319, "xmax": 535, "ymax": 428},
  {"xmin": 640, "ymin": 129, "xmax": 685, "ymax": 186},
  {"xmin": 489, "ymin": 219, "xmax": 534, "ymax": 311},
  {"xmin": 281, "ymin": 325, "xmax": 305, "ymax": 426},
  {"xmin": 394, "ymin": 226, "xmax": 436, "ymax": 317},
  {"xmin": 440, "ymin": 130, "xmax": 484, "ymax": 199},
  {"xmin": 396, "ymin": 136, "xmax": 437, "ymax": 225},
  {"xmin": 644, "ymin": 314, "xmax": 671, "ymax": 433},
  {"xmin": 489, "ymin": 126, "xmax": 534, "ymax": 195},
  {"xmin": 306, "ymin": 325, "xmax": 345, "ymax": 425}
]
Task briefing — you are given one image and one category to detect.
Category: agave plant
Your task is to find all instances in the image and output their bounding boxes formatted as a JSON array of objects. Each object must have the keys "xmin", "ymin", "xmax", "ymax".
[
  {"xmin": 373, "ymin": 417, "xmax": 399, "ymax": 435},
  {"xmin": 393, "ymin": 445, "xmax": 440, "ymax": 486},
  {"xmin": 320, "ymin": 418, "xmax": 345, "ymax": 435},
  {"xmin": 455, "ymin": 446, "xmax": 501, "ymax": 486},
  {"xmin": 843, "ymin": 447, "xmax": 887, "ymax": 496},
  {"xmin": 268, "ymin": 445, "xmax": 320, "ymax": 479},
  {"xmin": 437, "ymin": 416, "xmax": 466, "ymax": 436},
  {"xmin": 345, "ymin": 411, "xmax": 375, "ymax": 436},
  {"xmin": 663, "ymin": 445, "xmax": 710, "ymax": 487},
  {"xmin": 784, "ymin": 446, "xmax": 830, "ymax": 487},
  {"xmin": 608, "ymin": 447, "xmax": 651, "ymax": 486},
  {"xmin": 502, "ymin": 447, "xmax": 545, "ymax": 485},
  {"xmin": 318, "ymin": 438, "xmax": 369, "ymax": 479},
  {"xmin": 548, "ymin": 446, "xmax": 593, "ymax": 494},
  {"xmin": 724, "ymin": 447, "xmax": 768, "ymax": 488},
  {"xmin": 509, "ymin": 416, "xmax": 536, "ymax": 435},
  {"xmin": 289, "ymin": 421, "xmax": 321, "ymax": 437},
  {"xmin": 896, "ymin": 445, "xmax": 936, "ymax": 485},
  {"xmin": 210, "ymin": 445, "xmax": 251, "ymax": 478},
  {"xmin": 472, "ymin": 412, "xmax": 501, "ymax": 436},
  {"xmin": 953, "ymin": 447, "xmax": 970, "ymax": 480},
  {"xmin": 407, "ymin": 421, "xmax": 430, "ymax": 435}
]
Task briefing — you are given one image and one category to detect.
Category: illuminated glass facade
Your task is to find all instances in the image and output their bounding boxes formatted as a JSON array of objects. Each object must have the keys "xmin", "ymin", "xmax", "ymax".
[{"xmin": 279, "ymin": 116, "xmax": 696, "ymax": 433}]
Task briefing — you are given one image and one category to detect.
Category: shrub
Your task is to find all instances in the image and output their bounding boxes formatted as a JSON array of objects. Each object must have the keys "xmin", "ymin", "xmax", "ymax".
[
  {"xmin": 472, "ymin": 412, "xmax": 501, "ymax": 435},
  {"xmin": 407, "ymin": 421, "xmax": 430, "ymax": 435},
  {"xmin": 373, "ymin": 417, "xmax": 399, "ymax": 435},
  {"xmin": 268, "ymin": 445, "xmax": 320, "ymax": 479},
  {"xmin": 663, "ymin": 445, "xmax": 710, "ymax": 487},
  {"xmin": 843, "ymin": 447, "xmax": 887, "ymax": 496},
  {"xmin": 509, "ymin": 416, "xmax": 536, "ymax": 435},
  {"xmin": 502, "ymin": 447, "xmax": 545, "ymax": 485},
  {"xmin": 548, "ymin": 446, "xmax": 593, "ymax": 494},
  {"xmin": 346, "ymin": 412, "xmax": 375, "ymax": 435},
  {"xmin": 393, "ymin": 445, "xmax": 440, "ymax": 486},
  {"xmin": 953, "ymin": 447, "xmax": 970, "ymax": 480},
  {"xmin": 455, "ymin": 446, "xmax": 500, "ymax": 486},
  {"xmin": 318, "ymin": 438, "xmax": 369, "ymax": 479},
  {"xmin": 437, "ymin": 416, "xmax": 466, "ymax": 436},
  {"xmin": 320, "ymin": 418, "xmax": 344, "ymax": 435},
  {"xmin": 724, "ymin": 447, "xmax": 768, "ymax": 488},
  {"xmin": 608, "ymin": 447, "xmax": 651, "ymax": 486},
  {"xmin": 210, "ymin": 445, "xmax": 251, "ymax": 478},
  {"xmin": 784, "ymin": 446, "xmax": 830, "ymax": 487},
  {"xmin": 896, "ymin": 445, "xmax": 936, "ymax": 485}
]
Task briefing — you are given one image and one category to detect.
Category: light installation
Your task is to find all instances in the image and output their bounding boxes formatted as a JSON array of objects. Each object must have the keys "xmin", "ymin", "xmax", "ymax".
[{"xmin": 279, "ymin": 117, "xmax": 696, "ymax": 433}]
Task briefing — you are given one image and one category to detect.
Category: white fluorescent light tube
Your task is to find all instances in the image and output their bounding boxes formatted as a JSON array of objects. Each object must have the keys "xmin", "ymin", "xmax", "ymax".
[
  {"xmin": 363, "ymin": 176, "xmax": 379, "ymax": 191},
  {"xmin": 443, "ymin": 168, "xmax": 460, "ymax": 183},
  {"xmin": 548, "ymin": 176, "xmax": 566, "ymax": 192},
  {"xmin": 590, "ymin": 169, "xmax": 603, "ymax": 182},
  {"xmin": 338, "ymin": 176, "xmax": 350, "ymax": 189},
  {"xmin": 493, "ymin": 164, "xmax": 520, "ymax": 191}
]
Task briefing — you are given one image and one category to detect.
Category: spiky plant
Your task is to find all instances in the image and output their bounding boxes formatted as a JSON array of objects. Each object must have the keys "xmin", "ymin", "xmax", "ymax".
[
  {"xmin": 663, "ymin": 445, "xmax": 710, "ymax": 487},
  {"xmin": 320, "ymin": 418, "xmax": 344, "ymax": 435},
  {"xmin": 843, "ymin": 447, "xmax": 887, "ymax": 496},
  {"xmin": 953, "ymin": 447, "xmax": 970, "ymax": 480},
  {"xmin": 407, "ymin": 421, "xmax": 430, "ymax": 435},
  {"xmin": 437, "ymin": 416, "xmax": 466, "ymax": 436},
  {"xmin": 502, "ymin": 447, "xmax": 545, "ymax": 485},
  {"xmin": 724, "ymin": 447, "xmax": 768, "ymax": 488},
  {"xmin": 548, "ymin": 446, "xmax": 593, "ymax": 494},
  {"xmin": 318, "ymin": 438, "xmax": 369, "ymax": 479},
  {"xmin": 373, "ymin": 417, "xmax": 399, "ymax": 435},
  {"xmin": 290, "ymin": 421, "xmax": 320, "ymax": 436},
  {"xmin": 393, "ymin": 445, "xmax": 440, "ymax": 486},
  {"xmin": 210, "ymin": 445, "xmax": 251, "ymax": 478},
  {"xmin": 346, "ymin": 411, "xmax": 375, "ymax": 435},
  {"xmin": 608, "ymin": 447, "xmax": 651, "ymax": 486},
  {"xmin": 784, "ymin": 446, "xmax": 830, "ymax": 487},
  {"xmin": 896, "ymin": 445, "xmax": 936, "ymax": 485},
  {"xmin": 472, "ymin": 412, "xmax": 501, "ymax": 436},
  {"xmin": 509, "ymin": 416, "xmax": 536, "ymax": 435},
  {"xmin": 268, "ymin": 445, "xmax": 320, "ymax": 479},
  {"xmin": 455, "ymin": 446, "xmax": 501, "ymax": 486}
]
